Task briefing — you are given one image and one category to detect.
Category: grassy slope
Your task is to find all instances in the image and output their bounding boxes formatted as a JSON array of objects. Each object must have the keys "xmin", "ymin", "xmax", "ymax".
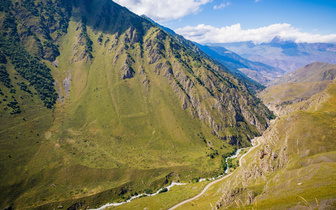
[
  {"xmin": 259, "ymin": 62, "xmax": 336, "ymax": 115},
  {"xmin": 0, "ymin": 61, "xmax": 54, "ymax": 208},
  {"xmin": 258, "ymin": 80, "xmax": 333, "ymax": 116},
  {"xmin": 268, "ymin": 62, "xmax": 336, "ymax": 86}
]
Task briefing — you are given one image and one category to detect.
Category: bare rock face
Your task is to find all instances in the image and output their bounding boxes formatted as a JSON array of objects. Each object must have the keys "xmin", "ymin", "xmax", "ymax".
[
  {"xmin": 71, "ymin": 22, "xmax": 93, "ymax": 63},
  {"xmin": 121, "ymin": 65, "xmax": 135, "ymax": 79}
]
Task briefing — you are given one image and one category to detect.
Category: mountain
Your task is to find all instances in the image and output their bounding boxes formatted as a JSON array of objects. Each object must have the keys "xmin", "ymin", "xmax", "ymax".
[
  {"xmin": 141, "ymin": 15, "xmax": 266, "ymax": 93},
  {"xmin": 198, "ymin": 45, "xmax": 285, "ymax": 85},
  {"xmin": 0, "ymin": 0, "xmax": 273, "ymax": 209},
  {"xmin": 211, "ymin": 37, "xmax": 336, "ymax": 72}
]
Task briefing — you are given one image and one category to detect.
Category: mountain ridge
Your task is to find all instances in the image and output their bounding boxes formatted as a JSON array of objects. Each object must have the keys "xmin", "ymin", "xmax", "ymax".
[{"xmin": 141, "ymin": 15, "xmax": 267, "ymax": 93}]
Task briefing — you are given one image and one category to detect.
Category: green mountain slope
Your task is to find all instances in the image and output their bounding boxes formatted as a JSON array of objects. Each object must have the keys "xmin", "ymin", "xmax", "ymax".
[{"xmin": 0, "ymin": 0, "xmax": 272, "ymax": 209}]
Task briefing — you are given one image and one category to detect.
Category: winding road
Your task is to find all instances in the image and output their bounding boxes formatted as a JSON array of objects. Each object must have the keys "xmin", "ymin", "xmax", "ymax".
[{"xmin": 168, "ymin": 137, "xmax": 261, "ymax": 210}]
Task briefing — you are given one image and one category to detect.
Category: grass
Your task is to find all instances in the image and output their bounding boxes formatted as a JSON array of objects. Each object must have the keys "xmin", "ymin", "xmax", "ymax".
[
  {"xmin": 107, "ymin": 181, "xmax": 208, "ymax": 209},
  {"xmin": 0, "ymin": 62, "xmax": 54, "ymax": 207}
]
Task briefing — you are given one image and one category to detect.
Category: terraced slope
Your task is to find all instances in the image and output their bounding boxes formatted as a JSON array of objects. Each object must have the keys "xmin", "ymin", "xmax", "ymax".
[{"xmin": 0, "ymin": 0, "xmax": 272, "ymax": 209}]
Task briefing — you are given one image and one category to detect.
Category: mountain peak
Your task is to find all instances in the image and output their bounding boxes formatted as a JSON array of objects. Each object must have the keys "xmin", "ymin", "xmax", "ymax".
[{"xmin": 270, "ymin": 35, "xmax": 285, "ymax": 44}]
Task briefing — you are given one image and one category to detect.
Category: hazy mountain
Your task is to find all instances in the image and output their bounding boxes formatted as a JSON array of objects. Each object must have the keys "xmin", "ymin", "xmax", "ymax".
[
  {"xmin": 0, "ymin": 0, "xmax": 273, "ymax": 209},
  {"xmin": 210, "ymin": 37, "xmax": 336, "ymax": 72},
  {"xmin": 198, "ymin": 45, "xmax": 285, "ymax": 85}
]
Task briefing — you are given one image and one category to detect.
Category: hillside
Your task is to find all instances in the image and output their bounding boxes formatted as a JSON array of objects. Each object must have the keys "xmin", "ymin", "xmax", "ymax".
[
  {"xmin": 215, "ymin": 81, "xmax": 336, "ymax": 209},
  {"xmin": 259, "ymin": 80, "xmax": 332, "ymax": 116},
  {"xmin": 0, "ymin": 0, "xmax": 273, "ymax": 209},
  {"xmin": 212, "ymin": 37, "xmax": 336, "ymax": 72},
  {"xmin": 268, "ymin": 62, "xmax": 336, "ymax": 86},
  {"xmin": 171, "ymin": 77, "xmax": 336, "ymax": 210},
  {"xmin": 259, "ymin": 62, "xmax": 336, "ymax": 115}
]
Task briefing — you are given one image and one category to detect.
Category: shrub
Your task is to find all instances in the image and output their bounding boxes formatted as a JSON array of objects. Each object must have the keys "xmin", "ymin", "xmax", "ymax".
[{"xmin": 159, "ymin": 188, "xmax": 168, "ymax": 194}]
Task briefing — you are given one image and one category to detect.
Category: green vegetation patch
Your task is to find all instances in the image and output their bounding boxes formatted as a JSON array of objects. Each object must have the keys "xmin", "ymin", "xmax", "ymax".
[{"xmin": 0, "ymin": 36, "xmax": 57, "ymax": 108}]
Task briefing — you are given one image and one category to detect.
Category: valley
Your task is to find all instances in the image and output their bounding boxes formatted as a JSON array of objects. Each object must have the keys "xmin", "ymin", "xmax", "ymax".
[{"xmin": 0, "ymin": 0, "xmax": 335, "ymax": 209}]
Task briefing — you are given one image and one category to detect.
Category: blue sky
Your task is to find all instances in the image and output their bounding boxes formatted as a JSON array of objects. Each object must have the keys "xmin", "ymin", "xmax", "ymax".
[
  {"xmin": 166, "ymin": 0, "xmax": 336, "ymax": 34},
  {"xmin": 114, "ymin": 0, "xmax": 336, "ymax": 43}
]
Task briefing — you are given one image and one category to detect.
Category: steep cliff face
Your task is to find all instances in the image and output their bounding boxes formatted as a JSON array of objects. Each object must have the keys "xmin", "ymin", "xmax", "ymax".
[
  {"xmin": 214, "ymin": 82, "xmax": 336, "ymax": 209},
  {"xmin": 0, "ymin": 0, "xmax": 272, "ymax": 209}
]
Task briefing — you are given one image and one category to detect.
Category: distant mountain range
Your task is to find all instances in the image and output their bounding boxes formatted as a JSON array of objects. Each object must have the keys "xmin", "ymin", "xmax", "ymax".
[
  {"xmin": 197, "ymin": 45, "xmax": 285, "ymax": 85},
  {"xmin": 209, "ymin": 36, "xmax": 336, "ymax": 72},
  {"xmin": 145, "ymin": 18, "xmax": 336, "ymax": 86}
]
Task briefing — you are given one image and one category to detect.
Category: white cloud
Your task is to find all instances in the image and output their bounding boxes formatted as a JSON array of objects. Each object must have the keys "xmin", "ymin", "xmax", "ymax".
[
  {"xmin": 214, "ymin": 1, "xmax": 231, "ymax": 10},
  {"xmin": 113, "ymin": 0, "xmax": 212, "ymax": 22},
  {"xmin": 175, "ymin": 23, "xmax": 336, "ymax": 44}
]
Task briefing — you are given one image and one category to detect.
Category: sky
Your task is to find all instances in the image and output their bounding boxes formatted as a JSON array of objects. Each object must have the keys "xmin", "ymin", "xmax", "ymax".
[{"xmin": 113, "ymin": 0, "xmax": 336, "ymax": 44}]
